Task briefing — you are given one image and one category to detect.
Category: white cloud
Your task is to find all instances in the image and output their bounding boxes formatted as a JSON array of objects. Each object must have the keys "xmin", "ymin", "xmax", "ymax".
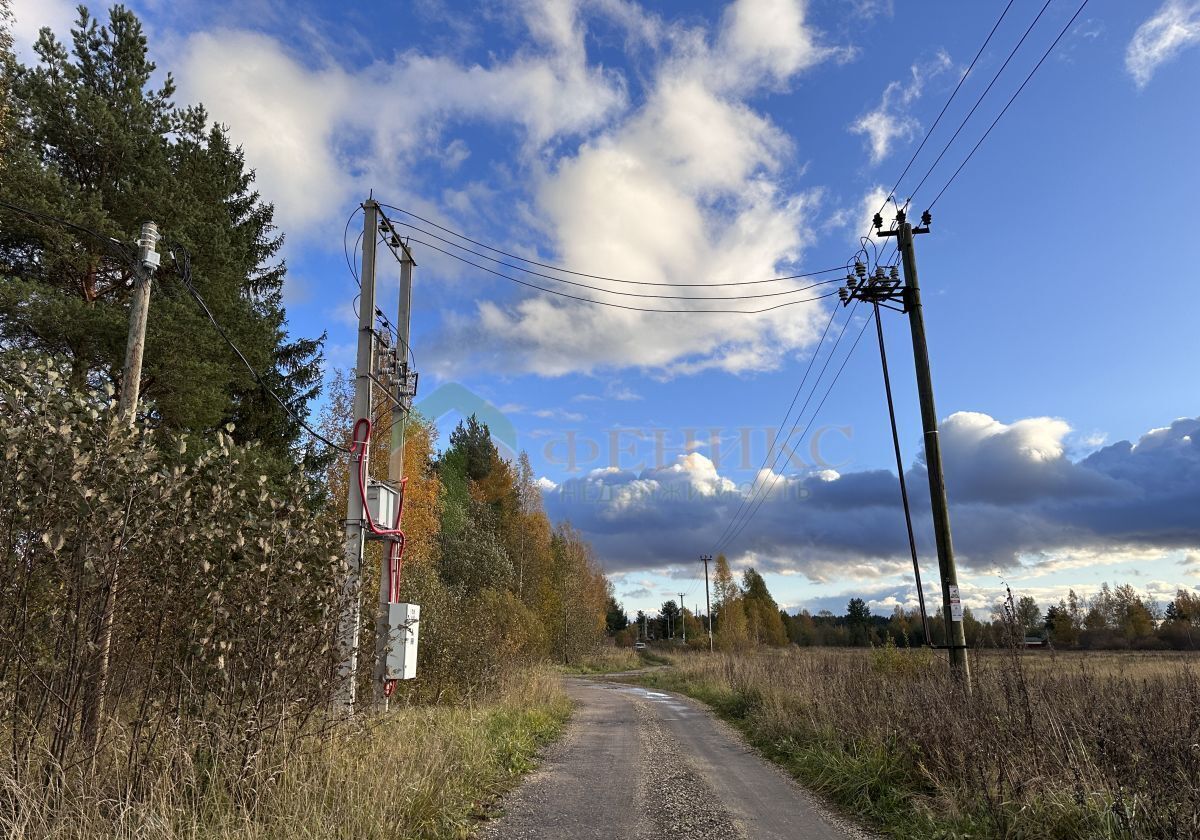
[
  {"xmin": 1126, "ymin": 0, "xmax": 1200, "ymax": 88},
  {"xmin": 450, "ymin": 1, "xmax": 839, "ymax": 377},
  {"xmin": 715, "ymin": 0, "xmax": 831, "ymax": 90},
  {"xmin": 9, "ymin": 0, "xmax": 75, "ymax": 62},
  {"xmin": 176, "ymin": 31, "xmax": 354, "ymax": 234},
  {"xmin": 169, "ymin": 0, "xmax": 844, "ymax": 378},
  {"xmin": 851, "ymin": 51, "xmax": 951, "ymax": 164},
  {"xmin": 174, "ymin": 0, "xmax": 627, "ymax": 236}
]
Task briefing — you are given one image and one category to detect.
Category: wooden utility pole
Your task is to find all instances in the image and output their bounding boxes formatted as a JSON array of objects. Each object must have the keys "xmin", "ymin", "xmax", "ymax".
[
  {"xmin": 84, "ymin": 222, "xmax": 160, "ymax": 748},
  {"xmin": 872, "ymin": 302, "xmax": 932, "ymax": 646},
  {"xmin": 338, "ymin": 199, "xmax": 379, "ymax": 712},
  {"xmin": 116, "ymin": 222, "xmax": 161, "ymax": 426},
  {"xmin": 885, "ymin": 210, "xmax": 970, "ymax": 686},
  {"xmin": 701, "ymin": 555, "xmax": 714, "ymax": 652}
]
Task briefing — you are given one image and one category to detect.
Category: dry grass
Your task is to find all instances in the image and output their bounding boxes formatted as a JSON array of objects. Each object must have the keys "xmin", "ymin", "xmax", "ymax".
[
  {"xmin": 556, "ymin": 646, "xmax": 643, "ymax": 675},
  {"xmin": 0, "ymin": 668, "xmax": 570, "ymax": 840},
  {"xmin": 638, "ymin": 647, "xmax": 1200, "ymax": 839}
]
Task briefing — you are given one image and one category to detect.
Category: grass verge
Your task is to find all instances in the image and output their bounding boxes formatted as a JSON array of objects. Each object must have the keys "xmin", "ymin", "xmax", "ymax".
[
  {"xmin": 631, "ymin": 649, "xmax": 1198, "ymax": 839},
  {"xmin": 2, "ymin": 668, "xmax": 571, "ymax": 840}
]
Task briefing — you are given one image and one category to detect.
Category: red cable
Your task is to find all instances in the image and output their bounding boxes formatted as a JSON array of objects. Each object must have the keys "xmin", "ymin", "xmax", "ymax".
[{"xmin": 349, "ymin": 417, "xmax": 409, "ymax": 601}]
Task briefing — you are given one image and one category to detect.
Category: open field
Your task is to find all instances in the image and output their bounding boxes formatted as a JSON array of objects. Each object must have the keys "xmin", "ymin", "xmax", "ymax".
[
  {"xmin": 634, "ymin": 646, "xmax": 1200, "ymax": 839},
  {"xmin": 1, "ymin": 669, "xmax": 570, "ymax": 840}
]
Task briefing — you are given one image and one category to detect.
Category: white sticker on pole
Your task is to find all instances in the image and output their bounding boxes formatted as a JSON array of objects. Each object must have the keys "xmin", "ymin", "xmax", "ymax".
[{"xmin": 948, "ymin": 585, "xmax": 963, "ymax": 622}]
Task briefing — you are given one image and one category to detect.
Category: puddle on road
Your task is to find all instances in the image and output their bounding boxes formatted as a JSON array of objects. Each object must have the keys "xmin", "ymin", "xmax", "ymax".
[{"xmin": 609, "ymin": 685, "xmax": 693, "ymax": 716}]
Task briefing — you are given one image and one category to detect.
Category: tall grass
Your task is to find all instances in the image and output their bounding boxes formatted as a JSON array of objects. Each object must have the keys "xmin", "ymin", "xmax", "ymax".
[
  {"xmin": 639, "ymin": 647, "xmax": 1200, "ymax": 839},
  {"xmin": 0, "ymin": 668, "xmax": 570, "ymax": 840}
]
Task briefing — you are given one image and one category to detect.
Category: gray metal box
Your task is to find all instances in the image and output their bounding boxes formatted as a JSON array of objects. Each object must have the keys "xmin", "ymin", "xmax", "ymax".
[
  {"xmin": 366, "ymin": 480, "xmax": 399, "ymax": 531},
  {"xmin": 385, "ymin": 602, "xmax": 420, "ymax": 680}
]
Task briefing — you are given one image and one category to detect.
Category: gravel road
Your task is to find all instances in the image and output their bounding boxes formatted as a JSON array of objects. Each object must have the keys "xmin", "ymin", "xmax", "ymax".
[{"xmin": 478, "ymin": 677, "xmax": 876, "ymax": 840}]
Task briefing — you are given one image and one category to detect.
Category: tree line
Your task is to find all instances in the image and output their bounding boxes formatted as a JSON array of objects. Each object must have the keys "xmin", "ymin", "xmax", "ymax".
[
  {"xmin": 0, "ymin": 2, "xmax": 611, "ymax": 817},
  {"xmin": 613, "ymin": 551, "xmax": 1199, "ymax": 653}
]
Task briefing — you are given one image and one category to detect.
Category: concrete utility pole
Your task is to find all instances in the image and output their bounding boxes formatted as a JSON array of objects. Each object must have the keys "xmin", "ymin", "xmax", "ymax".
[
  {"xmin": 679, "ymin": 592, "xmax": 687, "ymax": 643},
  {"xmin": 701, "ymin": 555, "xmax": 714, "ymax": 653},
  {"xmin": 372, "ymin": 231, "xmax": 415, "ymax": 709},
  {"xmin": 85, "ymin": 222, "xmax": 161, "ymax": 748},
  {"xmin": 338, "ymin": 199, "xmax": 380, "ymax": 711},
  {"xmin": 842, "ymin": 209, "xmax": 970, "ymax": 687}
]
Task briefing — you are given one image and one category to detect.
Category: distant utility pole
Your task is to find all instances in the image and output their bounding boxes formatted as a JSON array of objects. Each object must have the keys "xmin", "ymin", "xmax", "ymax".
[
  {"xmin": 701, "ymin": 555, "xmax": 714, "ymax": 653},
  {"xmin": 372, "ymin": 221, "xmax": 417, "ymax": 710},
  {"xmin": 679, "ymin": 592, "xmax": 687, "ymax": 643},
  {"xmin": 85, "ymin": 222, "xmax": 161, "ymax": 749},
  {"xmin": 338, "ymin": 199, "xmax": 380, "ymax": 711},
  {"xmin": 839, "ymin": 209, "xmax": 971, "ymax": 688}
]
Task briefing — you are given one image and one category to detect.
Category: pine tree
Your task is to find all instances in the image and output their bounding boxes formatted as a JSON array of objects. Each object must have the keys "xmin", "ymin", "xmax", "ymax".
[{"xmin": 0, "ymin": 6, "xmax": 323, "ymax": 461}]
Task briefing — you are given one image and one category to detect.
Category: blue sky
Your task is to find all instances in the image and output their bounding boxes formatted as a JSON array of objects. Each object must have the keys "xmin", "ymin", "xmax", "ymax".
[{"xmin": 12, "ymin": 0, "xmax": 1200, "ymax": 620}]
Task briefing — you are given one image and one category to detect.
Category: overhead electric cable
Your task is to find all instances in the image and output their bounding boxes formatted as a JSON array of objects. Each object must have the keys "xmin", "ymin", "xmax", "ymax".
[
  {"xmin": 404, "ymin": 237, "xmax": 843, "ymax": 315},
  {"xmin": 905, "ymin": 0, "xmax": 1057, "ymax": 204},
  {"xmin": 926, "ymin": 0, "xmax": 1091, "ymax": 211},
  {"xmin": 714, "ymin": 303, "xmax": 861, "ymax": 554},
  {"xmin": 380, "ymin": 203, "xmax": 843, "ymax": 288},
  {"xmin": 382, "ymin": 221, "xmax": 844, "ymax": 301},
  {"xmin": 709, "ymin": 304, "xmax": 843, "ymax": 552},
  {"xmin": 172, "ymin": 245, "xmax": 350, "ymax": 454},
  {"xmin": 716, "ymin": 312, "xmax": 872, "ymax": 554},
  {"xmin": 0, "ymin": 197, "xmax": 139, "ymax": 268},
  {"xmin": 877, "ymin": 0, "xmax": 1018, "ymax": 215}
]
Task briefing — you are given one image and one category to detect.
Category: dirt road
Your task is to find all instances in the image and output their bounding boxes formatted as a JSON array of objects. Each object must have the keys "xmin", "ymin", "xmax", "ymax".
[{"xmin": 479, "ymin": 678, "xmax": 874, "ymax": 840}]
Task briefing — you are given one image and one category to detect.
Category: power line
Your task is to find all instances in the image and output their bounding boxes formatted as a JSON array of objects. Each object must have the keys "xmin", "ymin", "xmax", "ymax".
[
  {"xmin": 379, "ymin": 203, "xmax": 844, "ymax": 289},
  {"xmin": 171, "ymin": 244, "xmax": 350, "ymax": 454},
  {"xmin": 380, "ymin": 219, "xmax": 844, "ymax": 301},
  {"xmin": 878, "ymin": 0, "xmax": 1018, "ymax": 216},
  {"xmin": 404, "ymin": 236, "xmax": 843, "ymax": 315},
  {"xmin": 905, "ymin": 0, "xmax": 1058, "ymax": 205},
  {"xmin": 716, "ymin": 312, "xmax": 872, "ymax": 554},
  {"xmin": 344, "ymin": 206, "xmax": 363, "ymax": 286},
  {"xmin": 0, "ymin": 196, "xmax": 139, "ymax": 268},
  {"xmin": 709, "ymin": 304, "xmax": 844, "ymax": 552},
  {"xmin": 714, "ymin": 303, "xmax": 861, "ymax": 554},
  {"xmin": 927, "ymin": 0, "xmax": 1091, "ymax": 211}
]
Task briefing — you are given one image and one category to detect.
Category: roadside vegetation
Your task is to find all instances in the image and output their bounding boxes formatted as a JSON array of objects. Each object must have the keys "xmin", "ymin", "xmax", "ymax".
[
  {"xmin": 636, "ymin": 645, "xmax": 1200, "ymax": 839},
  {"xmin": 4, "ymin": 668, "xmax": 570, "ymax": 839},
  {"xmin": 0, "ymin": 8, "xmax": 608, "ymax": 837}
]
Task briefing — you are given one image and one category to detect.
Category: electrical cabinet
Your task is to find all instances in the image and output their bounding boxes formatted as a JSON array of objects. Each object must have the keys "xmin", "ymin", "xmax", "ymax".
[
  {"xmin": 366, "ymin": 480, "xmax": 399, "ymax": 532},
  {"xmin": 385, "ymin": 602, "xmax": 420, "ymax": 680}
]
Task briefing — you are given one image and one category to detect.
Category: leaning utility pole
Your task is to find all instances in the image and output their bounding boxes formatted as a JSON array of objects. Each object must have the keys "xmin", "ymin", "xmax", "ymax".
[
  {"xmin": 701, "ymin": 555, "xmax": 714, "ymax": 652},
  {"xmin": 840, "ymin": 209, "xmax": 970, "ymax": 688},
  {"xmin": 85, "ymin": 222, "xmax": 161, "ymax": 748},
  {"xmin": 372, "ymin": 226, "xmax": 416, "ymax": 709},
  {"xmin": 338, "ymin": 199, "xmax": 380, "ymax": 711}
]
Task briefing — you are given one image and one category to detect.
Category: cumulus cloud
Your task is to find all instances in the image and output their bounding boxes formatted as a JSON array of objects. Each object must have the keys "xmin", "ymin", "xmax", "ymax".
[
  {"xmin": 851, "ymin": 51, "xmax": 951, "ymax": 164},
  {"xmin": 174, "ymin": 0, "xmax": 626, "ymax": 235},
  {"xmin": 171, "ymin": 0, "xmax": 844, "ymax": 378},
  {"xmin": 447, "ymin": 0, "xmax": 840, "ymax": 377},
  {"xmin": 544, "ymin": 413, "xmax": 1200, "ymax": 579},
  {"xmin": 1126, "ymin": 0, "xmax": 1200, "ymax": 88},
  {"xmin": 8, "ymin": 0, "xmax": 76, "ymax": 62}
]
